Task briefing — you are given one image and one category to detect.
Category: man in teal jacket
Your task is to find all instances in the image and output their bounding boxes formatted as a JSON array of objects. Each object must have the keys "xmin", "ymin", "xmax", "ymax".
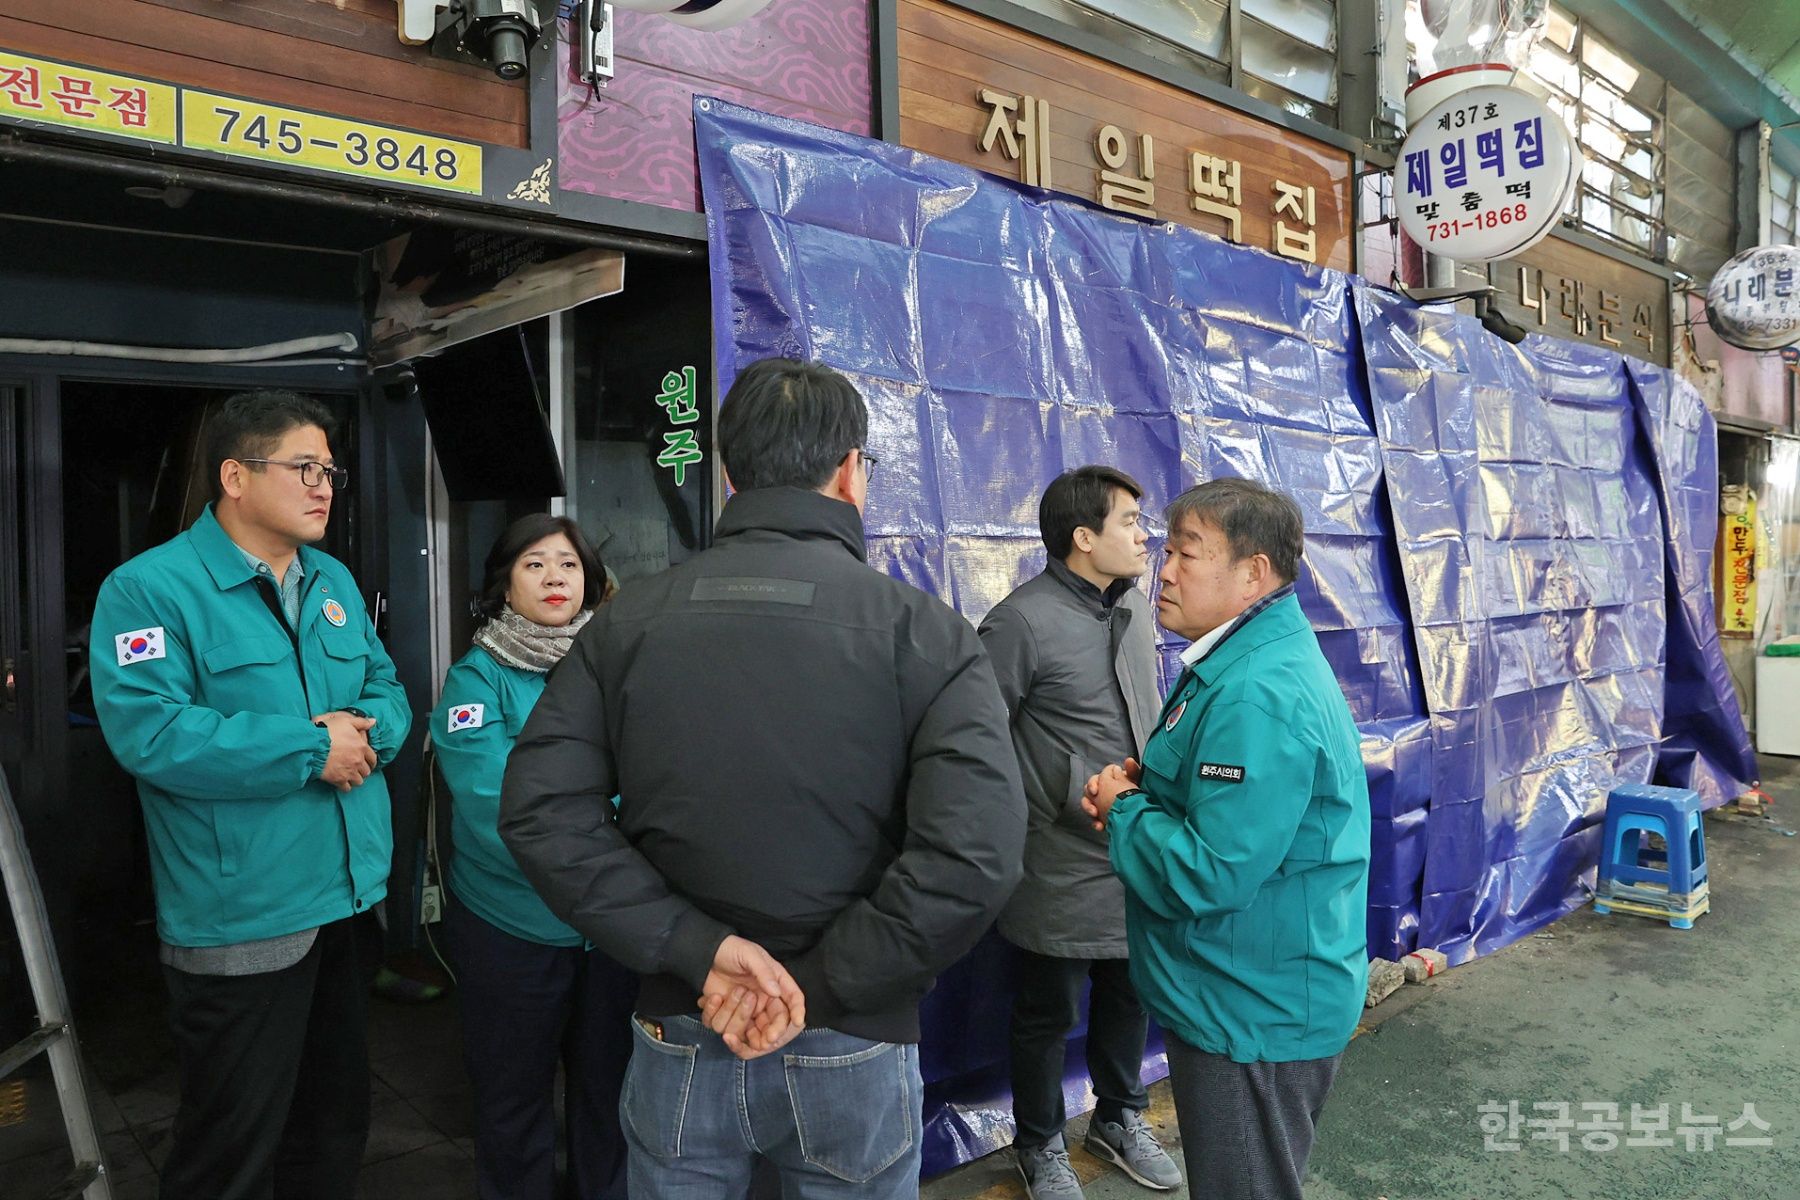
[
  {"xmin": 90, "ymin": 390, "xmax": 410, "ymax": 1200},
  {"xmin": 1084, "ymin": 478, "xmax": 1369, "ymax": 1200}
]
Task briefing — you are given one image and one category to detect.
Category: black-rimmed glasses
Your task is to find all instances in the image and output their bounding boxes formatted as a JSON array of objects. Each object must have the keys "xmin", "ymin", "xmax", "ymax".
[
  {"xmin": 238, "ymin": 458, "xmax": 349, "ymax": 491},
  {"xmin": 861, "ymin": 450, "xmax": 880, "ymax": 480}
]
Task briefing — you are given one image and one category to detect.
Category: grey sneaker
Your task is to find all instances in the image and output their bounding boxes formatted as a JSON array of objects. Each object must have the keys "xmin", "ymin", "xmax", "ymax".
[
  {"xmin": 1084, "ymin": 1109, "xmax": 1183, "ymax": 1191},
  {"xmin": 1017, "ymin": 1134, "xmax": 1086, "ymax": 1200}
]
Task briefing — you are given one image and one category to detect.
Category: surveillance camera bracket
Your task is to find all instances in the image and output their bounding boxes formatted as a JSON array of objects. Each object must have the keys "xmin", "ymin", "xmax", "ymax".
[
  {"xmin": 395, "ymin": 0, "xmax": 450, "ymax": 45},
  {"xmin": 1396, "ymin": 283, "xmax": 1497, "ymax": 305},
  {"xmin": 579, "ymin": 0, "xmax": 615, "ymax": 86}
]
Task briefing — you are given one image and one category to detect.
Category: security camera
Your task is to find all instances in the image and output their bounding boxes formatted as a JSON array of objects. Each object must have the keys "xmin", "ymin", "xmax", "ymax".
[
  {"xmin": 453, "ymin": 0, "xmax": 547, "ymax": 80},
  {"xmin": 1475, "ymin": 294, "xmax": 1530, "ymax": 345},
  {"xmin": 401, "ymin": 0, "xmax": 551, "ymax": 79},
  {"xmin": 1395, "ymin": 283, "xmax": 1530, "ymax": 346}
]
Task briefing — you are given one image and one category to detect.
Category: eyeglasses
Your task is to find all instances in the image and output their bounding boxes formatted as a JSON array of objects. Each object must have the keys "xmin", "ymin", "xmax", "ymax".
[
  {"xmin": 237, "ymin": 458, "xmax": 349, "ymax": 491},
  {"xmin": 860, "ymin": 450, "xmax": 880, "ymax": 480}
]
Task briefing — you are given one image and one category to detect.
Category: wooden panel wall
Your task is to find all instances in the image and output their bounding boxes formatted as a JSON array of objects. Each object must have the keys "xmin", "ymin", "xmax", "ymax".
[
  {"xmin": 897, "ymin": 0, "xmax": 1354, "ymax": 272},
  {"xmin": 1486, "ymin": 234, "xmax": 1672, "ymax": 367},
  {"xmin": 0, "ymin": 0, "xmax": 527, "ymax": 148}
]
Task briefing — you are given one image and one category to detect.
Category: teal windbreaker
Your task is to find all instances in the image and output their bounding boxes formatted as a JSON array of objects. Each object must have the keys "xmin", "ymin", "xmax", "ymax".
[
  {"xmin": 89, "ymin": 505, "xmax": 411, "ymax": 947},
  {"xmin": 431, "ymin": 647, "xmax": 581, "ymax": 947},
  {"xmin": 1108, "ymin": 592, "xmax": 1370, "ymax": 1064}
]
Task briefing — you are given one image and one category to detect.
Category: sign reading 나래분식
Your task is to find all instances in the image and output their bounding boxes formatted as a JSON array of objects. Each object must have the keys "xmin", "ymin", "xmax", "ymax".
[{"xmin": 1706, "ymin": 245, "xmax": 1800, "ymax": 352}]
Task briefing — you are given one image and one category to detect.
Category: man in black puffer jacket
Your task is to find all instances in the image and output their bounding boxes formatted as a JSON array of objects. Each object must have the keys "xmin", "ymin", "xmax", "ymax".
[{"xmin": 501, "ymin": 357, "xmax": 1025, "ymax": 1199}]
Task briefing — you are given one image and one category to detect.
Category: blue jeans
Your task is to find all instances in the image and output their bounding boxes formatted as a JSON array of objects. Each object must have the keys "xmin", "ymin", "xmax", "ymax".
[{"xmin": 621, "ymin": 1014, "xmax": 922, "ymax": 1199}]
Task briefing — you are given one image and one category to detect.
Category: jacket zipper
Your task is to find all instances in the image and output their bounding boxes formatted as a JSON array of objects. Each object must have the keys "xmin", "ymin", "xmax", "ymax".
[{"xmin": 252, "ymin": 575, "xmax": 310, "ymax": 711}]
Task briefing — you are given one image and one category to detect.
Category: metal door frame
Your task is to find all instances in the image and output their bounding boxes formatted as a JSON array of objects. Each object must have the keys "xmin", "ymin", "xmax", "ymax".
[{"xmin": 0, "ymin": 370, "xmax": 66, "ymax": 845}]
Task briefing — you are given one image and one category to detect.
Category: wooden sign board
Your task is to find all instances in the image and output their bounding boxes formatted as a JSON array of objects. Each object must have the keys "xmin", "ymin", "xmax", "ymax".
[
  {"xmin": 1485, "ymin": 233, "xmax": 1671, "ymax": 367},
  {"xmin": 897, "ymin": 0, "xmax": 1354, "ymax": 271}
]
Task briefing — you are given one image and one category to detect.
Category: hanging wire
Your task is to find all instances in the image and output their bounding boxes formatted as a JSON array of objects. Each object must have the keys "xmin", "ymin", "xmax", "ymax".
[{"xmin": 420, "ymin": 739, "xmax": 458, "ymax": 987}]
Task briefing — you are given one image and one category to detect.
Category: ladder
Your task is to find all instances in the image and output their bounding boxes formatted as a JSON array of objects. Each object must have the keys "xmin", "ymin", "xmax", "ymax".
[{"xmin": 0, "ymin": 769, "xmax": 112, "ymax": 1200}]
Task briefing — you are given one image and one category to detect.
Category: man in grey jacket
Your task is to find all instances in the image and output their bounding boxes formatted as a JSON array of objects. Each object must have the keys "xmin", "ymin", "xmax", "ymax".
[{"xmin": 980, "ymin": 467, "xmax": 1183, "ymax": 1200}]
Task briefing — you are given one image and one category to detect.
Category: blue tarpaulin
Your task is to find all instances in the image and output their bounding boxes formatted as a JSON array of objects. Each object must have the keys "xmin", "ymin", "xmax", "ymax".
[
  {"xmin": 1625, "ymin": 360, "xmax": 1758, "ymax": 802},
  {"xmin": 694, "ymin": 97, "xmax": 1753, "ymax": 1173},
  {"xmin": 1356, "ymin": 292, "xmax": 1669, "ymax": 960}
]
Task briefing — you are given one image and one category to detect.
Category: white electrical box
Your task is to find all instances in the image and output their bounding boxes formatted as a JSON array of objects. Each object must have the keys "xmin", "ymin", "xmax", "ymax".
[{"xmin": 1756, "ymin": 653, "xmax": 1800, "ymax": 755}]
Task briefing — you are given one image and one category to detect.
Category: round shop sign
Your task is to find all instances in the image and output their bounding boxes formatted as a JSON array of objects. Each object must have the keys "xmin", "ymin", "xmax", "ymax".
[
  {"xmin": 1705, "ymin": 245, "xmax": 1800, "ymax": 351},
  {"xmin": 1396, "ymin": 84, "xmax": 1576, "ymax": 262}
]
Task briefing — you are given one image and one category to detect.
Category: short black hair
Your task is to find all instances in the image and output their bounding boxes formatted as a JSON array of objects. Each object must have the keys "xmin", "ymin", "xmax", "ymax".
[
  {"xmin": 1165, "ymin": 477, "xmax": 1305, "ymax": 584},
  {"xmin": 206, "ymin": 390, "xmax": 337, "ymax": 501},
  {"xmin": 475, "ymin": 513, "xmax": 606, "ymax": 621},
  {"xmin": 1039, "ymin": 466, "xmax": 1144, "ymax": 560},
  {"xmin": 717, "ymin": 358, "xmax": 869, "ymax": 491}
]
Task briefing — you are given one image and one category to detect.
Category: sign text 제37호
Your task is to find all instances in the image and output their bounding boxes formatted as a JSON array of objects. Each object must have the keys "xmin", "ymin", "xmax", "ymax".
[{"xmin": 0, "ymin": 46, "xmax": 484, "ymax": 198}]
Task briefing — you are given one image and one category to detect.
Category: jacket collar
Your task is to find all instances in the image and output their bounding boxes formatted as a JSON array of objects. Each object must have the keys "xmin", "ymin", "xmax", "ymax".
[
  {"xmin": 1045, "ymin": 557, "xmax": 1133, "ymax": 616},
  {"xmin": 189, "ymin": 504, "xmax": 317, "ymax": 593},
  {"xmin": 713, "ymin": 487, "xmax": 868, "ymax": 562},
  {"xmin": 1192, "ymin": 588, "xmax": 1308, "ymax": 686}
]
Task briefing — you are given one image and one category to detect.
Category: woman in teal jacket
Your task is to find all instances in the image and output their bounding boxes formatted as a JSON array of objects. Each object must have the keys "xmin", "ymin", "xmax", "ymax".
[{"xmin": 432, "ymin": 514, "xmax": 632, "ymax": 1200}]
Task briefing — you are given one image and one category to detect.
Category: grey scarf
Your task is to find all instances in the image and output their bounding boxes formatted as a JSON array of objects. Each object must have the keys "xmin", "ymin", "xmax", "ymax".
[{"xmin": 473, "ymin": 605, "xmax": 592, "ymax": 673}]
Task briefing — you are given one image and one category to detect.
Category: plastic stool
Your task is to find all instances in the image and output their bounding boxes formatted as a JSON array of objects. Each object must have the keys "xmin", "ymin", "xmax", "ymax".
[{"xmin": 1593, "ymin": 783, "xmax": 1708, "ymax": 929}]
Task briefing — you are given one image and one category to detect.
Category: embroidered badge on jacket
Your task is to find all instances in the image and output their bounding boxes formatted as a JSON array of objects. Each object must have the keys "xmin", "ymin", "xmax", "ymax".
[
  {"xmin": 446, "ymin": 703, "xmax": 486, "ymax": 733},
  {"xmin": 116, "ymin": 626, "xmax": 166, "ymax": 666}
]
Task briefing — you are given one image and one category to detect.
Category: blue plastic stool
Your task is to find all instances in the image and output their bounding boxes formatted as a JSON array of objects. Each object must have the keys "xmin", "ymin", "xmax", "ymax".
[{"xmin": 1594, "ymin": 783, "xmax": 1708, "ymax": 928}]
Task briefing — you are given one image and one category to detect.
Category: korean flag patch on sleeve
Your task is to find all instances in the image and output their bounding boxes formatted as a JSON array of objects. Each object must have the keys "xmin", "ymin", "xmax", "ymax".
[
  {"xmin": 446, "ymin": 703, "xmax": 486, "ymax": 733},
  {"xmin": 116, "ymin": 626, "xmax": 166, "ymax": 666}
]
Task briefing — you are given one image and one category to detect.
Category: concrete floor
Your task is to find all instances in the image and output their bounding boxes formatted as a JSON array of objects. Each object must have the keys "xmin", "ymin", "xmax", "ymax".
[
  {"xmin": 4, "ymin": 759, "xmax": 1797, "ymax": 1199},
  {"xmin": 0, "ymin": 959, "xmax": 474, "ymax": 1200},
  {"xmin": 926, "ymin": 757, "xmax": 1800, "ymax": 1200}
]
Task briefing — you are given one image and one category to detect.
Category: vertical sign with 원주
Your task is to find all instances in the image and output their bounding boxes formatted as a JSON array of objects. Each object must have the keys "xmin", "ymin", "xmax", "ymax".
[{"xmin": 655, "ymin": 367, "xmax": 704, "ymax": 487}]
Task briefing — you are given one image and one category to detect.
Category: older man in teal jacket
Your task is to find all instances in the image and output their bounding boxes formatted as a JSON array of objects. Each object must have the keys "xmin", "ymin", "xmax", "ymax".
[
  {"xmin": 1085, "ymin": 477, "xmax": 1369, "ymax": 1200},
  {"xmin": 90, "ymin": 390, "xmax": 410, "ymax": 1200}
]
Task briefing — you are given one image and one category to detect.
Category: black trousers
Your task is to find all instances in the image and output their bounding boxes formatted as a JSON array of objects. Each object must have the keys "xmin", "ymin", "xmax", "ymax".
[
  {"xmin": 449, "ymin": 901, "xmax": 637, "ymax": 1200},
  {"xmin": 1008, "ymin": 949, "xmax": 1150, "ymax": 1149},
  {"xmin": 160, "ymin": 911, "xmax": 383, "ymax": 1200},
  {"xmin": 1165, "ymin": 1036, "xmax": 1342, "ymax": 1200}
]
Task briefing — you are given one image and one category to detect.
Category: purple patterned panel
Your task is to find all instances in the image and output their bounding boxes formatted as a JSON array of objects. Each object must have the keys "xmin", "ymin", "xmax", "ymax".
[{"xmin": 557, "ymin": 5, "xmax": 871, "ymax": 212}]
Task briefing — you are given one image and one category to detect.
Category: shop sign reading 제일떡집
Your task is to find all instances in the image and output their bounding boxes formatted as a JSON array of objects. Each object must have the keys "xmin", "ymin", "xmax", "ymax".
[{"xmin": 1398, "ymin": 84, "xmax": 1577, "ymax": 263}]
